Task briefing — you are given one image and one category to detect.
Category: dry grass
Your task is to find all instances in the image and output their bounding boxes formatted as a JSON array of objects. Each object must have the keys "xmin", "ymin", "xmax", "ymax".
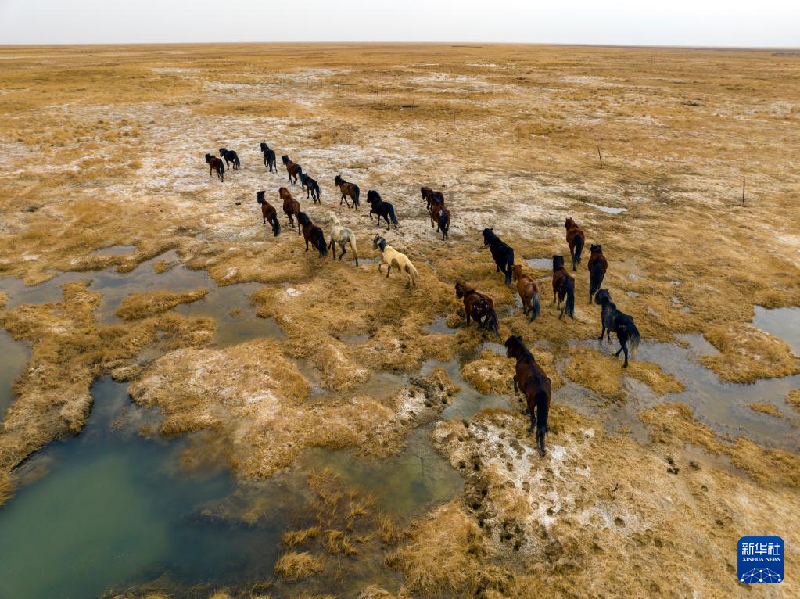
[
  {"xmin": 282, "ymin": 526, "xmax": 321, "ymax": 548},
  {"xmin": 748, "ymin": 403, "xmax": 784, "ymax": 418},
  {"xmin": 273, "ymin": 551, "xmax": 323, "ymax": 581},
  {"xmin": 787, "ymin": 389, "xmax": 800, "ymax": 411},
  {"xmin": 115, "ymin": 289, "xmax": 208, "ymax": 320}
]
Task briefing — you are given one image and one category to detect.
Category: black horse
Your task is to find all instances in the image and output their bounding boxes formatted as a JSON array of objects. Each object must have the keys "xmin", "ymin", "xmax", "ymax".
[
  {"xmin": 260, "ymin": 142, "xmax": 277, "ymax": 173},
  {"xmin": 482, "ymin": 228, "xmax": 514, "ymax": 285},
  {"xmin": 595, "ymin": 289, "xmax": 641, "ymax": 367},
  {"xmin": 219, "ymin": 148, "xmax": 240, "ymax": 170},
  {"xmin": 300, "ymin": 173, "xmax": 321, "ymax": 203},
  {"xmin": 366, "ymin": 190, "xmax": 399, "ymax": 231},
  {"xmin": 297, "ymin": 212, "xmax": 328, "ymax": 258},
  {"xmin": 438, "ymin": 206, "xmax": 450, "ymax": 240}
]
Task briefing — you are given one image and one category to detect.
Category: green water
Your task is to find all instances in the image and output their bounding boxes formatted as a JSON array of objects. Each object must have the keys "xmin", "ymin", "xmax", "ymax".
[{"xmin": 0, "ymin": 331, "xmax": 28, "ymax": 420}]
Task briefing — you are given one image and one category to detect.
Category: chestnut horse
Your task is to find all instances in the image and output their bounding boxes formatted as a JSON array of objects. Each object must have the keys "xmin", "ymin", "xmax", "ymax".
[
  {"xmin": 279, "ymin": 187, "xmax": 301, "ymax": 232},
  {"xmin": 256, "ymin": 191, "xmax": 281, "ymax": 236},
  {"xmin": 455, "ymin": 281, "xmax": 500, "ymax": 337},
  {"xmin": 281, "ymin": 155, "xmax": 303, "ymax": 184},
  {"xmin": 587, "ymin": 244, "xmax": 608, "ymax": 303},
  {"xmin": 260, "ymin": 142, "xmax": 277, "ymax": 173},
  {"xmin": 297, "ymin": 212, "xmax": 328, "ymax": 258},
  {"xmin": 505, "ymin": 335, "xmax": 551, "ymax": 456},
  {"xmin": 205, "ymin": 153, "xmax": 224, "ymax": 182},
  {"xmin": 335, "ymin": 175, "xmax": 360, "ymax": 209},
  {"xmin": 564, "ymin": 217, "xmax": 585, "ymax": 271},
  {"xmin": 551, "ymin": 255, "xmax": 575, "ymax": 319},
  {"xmin": 511, "ymin": 264, "xmax": 541, "ymax": 322}
]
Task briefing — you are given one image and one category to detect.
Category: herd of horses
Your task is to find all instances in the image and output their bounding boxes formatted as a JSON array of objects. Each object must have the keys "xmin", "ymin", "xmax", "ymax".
[{"xmin": 205, "ymin": 143, "xmax": 641, "ymax": 456}]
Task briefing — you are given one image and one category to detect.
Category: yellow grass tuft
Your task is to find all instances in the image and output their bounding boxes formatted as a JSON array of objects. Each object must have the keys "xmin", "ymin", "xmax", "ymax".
[{"xmin": 273, "ymin": 551, "xmax": 323, "ymax": 581}]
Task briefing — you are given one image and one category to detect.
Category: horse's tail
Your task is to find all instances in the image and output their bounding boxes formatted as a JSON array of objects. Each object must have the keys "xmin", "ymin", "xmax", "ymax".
[
  {"xmin": 573, "ymin": 235, "xmax": 584, "ymax": 270},
  {"xmin": 535, "ymin": 389, "xmax": 549, "ymax": 456},
  {"xmin": 565, "ymin": 278, "xmax": 575, "ymax": 318},
  {"xmin": 531, "ymin": 292, "xmax": 541, "ymax": 321},
  {"xmin": 388, "ymin": 203, "xmax": 398, "ymax": 226},
  {"xmin": 270, "ymin": 214, "xmax": 281, "ymax": 237},
  {"xmin": 352, "ymin": 185, "xmax": 360, "ymax": 205},
  {"xmin": 504, "ymin": 250, "xmax": 514, "ymax": 285},
  {"xmin": 349, "ymin": 233, "xmax": 359, "ymax": 265},
  {"xmin": 486, "ymin": 308, "xmax": 500, "ymax": 338},
  {"xmin": 590, "ymin": 261, "xmax": 603, "ymax": 298},
  {"xmin": 407, "ymin": 261, "xmax": 419, "ymax": 284},
  {"xmin": 629, "ymin": 321, "xmax": 641, "ymax": 358}
]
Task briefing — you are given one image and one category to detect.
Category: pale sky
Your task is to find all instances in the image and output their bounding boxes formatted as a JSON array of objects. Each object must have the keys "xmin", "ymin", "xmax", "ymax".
[{"xmin": 0, "ymin": 0, "xmax": 797, "ymax": 47}]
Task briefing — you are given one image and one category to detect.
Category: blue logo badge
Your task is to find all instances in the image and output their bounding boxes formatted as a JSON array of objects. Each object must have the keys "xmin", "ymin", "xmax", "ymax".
[{"xmin": 738, "ymin": 536, "xmax": 784, "ymax": 583}]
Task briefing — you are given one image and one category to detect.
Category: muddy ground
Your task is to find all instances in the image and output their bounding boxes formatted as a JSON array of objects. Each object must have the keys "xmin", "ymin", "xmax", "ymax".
[{"xmin": 0, "ymin": 44, "xmax": 799, "ymax": 597}]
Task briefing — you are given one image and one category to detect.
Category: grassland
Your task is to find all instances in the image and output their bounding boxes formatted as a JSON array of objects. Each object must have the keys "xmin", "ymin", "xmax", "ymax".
[{"xmin": 0, "ymin": 43, "xmax": 798, "ymax": 597}]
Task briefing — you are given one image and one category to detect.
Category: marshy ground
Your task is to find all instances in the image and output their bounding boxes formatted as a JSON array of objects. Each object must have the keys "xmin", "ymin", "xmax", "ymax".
[{"xmin": 0, "ymin": 43, "xmax": 798, "ymax": 597}]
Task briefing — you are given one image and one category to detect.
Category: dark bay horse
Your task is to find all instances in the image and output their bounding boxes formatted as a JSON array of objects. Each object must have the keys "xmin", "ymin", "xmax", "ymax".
[
  {"xmin": 335, "ymin": 175, "xmax": 360, "ymax": 209},
  {"xmin": 421, "ymin": 187, "xmax": 444, "ymax": 210},
  {"xmin": 565, "ymin": 217, "xmax": 585, "ymax": 271},
  {"xmin": 587, "ymin": 244, "xmax": 608, "ymax": 303},
  {"xmin": 552, "ymin": 255, "xmax": 575, "ymax": 319},
  {"xmin": 205, "ymin": 153, "xmax": 224, "ymax": 182},
  {"xmin": 260, "ymin": 142, "xmax": 277, "ymax": 173},
  {"xmin": 282, "ymin": 155, "xmax": 303, "ymax": 184},
  {"xmin": 511, "ymin": 264, "xmax": 541, "ymax": 322},
  {"xmin": 595, "ymin": 289, "xmax": 641, "ymax": 367},
  {"xmin": 455, "ymin": 282, "xmax": 500, "ymax": 337},
  {"xmin": 505, "ymin": 335, "xmax": 551, "ymax": 456},
  {"xmin": 219, "ymin": 148, "xmax": 240, "ymax": 170},
  {"xmin": 482, "ymin": 228, "xmax": 514, "ymax": 286},
  {"xmin": 256, "ymin": 191, "xmax": 281, "ymax": 236},
  {"xmin": 297, "ymin": 212, "xmax": 328, "ymax": 258},
  {"xmin": 279, "ymin": 187, "xmax": 301, "ymax": 232},
  {"xmin": 366, "ymin": 190, "xmax": 398, "ymax": 230},
  {"xmin": 300, "ymin": 173, "xmax": 321, "ymax": 203}
]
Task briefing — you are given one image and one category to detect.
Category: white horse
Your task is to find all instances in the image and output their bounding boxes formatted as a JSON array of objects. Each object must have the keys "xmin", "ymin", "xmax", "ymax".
[
  {"xmin": 327, "ymin": 211, "xmax": 359, "ymax": 265},
  {"xmin": 372, "ymin": 235, "xmax": 418, "ymax": 288}
]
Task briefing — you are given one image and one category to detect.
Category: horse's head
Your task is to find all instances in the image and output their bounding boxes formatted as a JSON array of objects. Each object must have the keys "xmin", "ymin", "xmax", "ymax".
[
  {"xmin": 482, "ymin": 228, "xmax": 494, "ymax": 246},
  {"xmin": 504, "ymin": 334, "xmax": 524, "ymax": 358},
  {"xmin": 511, "ymin": 264, "xmax": 524, "ymax": 280},
  {"xmin": 565, "ymin": 217, "xmax": 576, "ymax": 230},
  {"xmin": 594, "ymin": 289, "xmax": 611, "ymax": 306},
  {"xmin": 454, "ymin": 282, "xmax": 466, "ymax": 298},
  {"xmin": 297, "ymin": 212, "xmax": 310, "ymax": 226},
  {"xmin": 335, "ymin": 175, "xmax": 343, "ymax": 186},
  {"xmin": 590, "ymin": 244, "xmax": 602, "ymax": 254},
  {"xmin": 205, "ymin": 153, "xmax": 212, "ymax": 163},
  {"xmin": 282, "ymin": 155, "xmax": 290, "ymax": 165},
  {"xmin": 552, "ymin": 255, "xmax": 565, "ymax": 270},
  {"xmin": 326, "ymin": 211, "xmax": 337, "ymax": 222},
  {"xmin": 260, "ymin": 142, "xmax": 267, "ymax": 151},
  {"xmin": 219, "ymin": 148, "xmax": 228, "ymax": 157},
  {"xmin": 256, "ymin": 191, "xmax": 265, "ymax": 203},
  {"xmin": 372, "ymin": 235, "xmax": 386, "ymax": 251}
]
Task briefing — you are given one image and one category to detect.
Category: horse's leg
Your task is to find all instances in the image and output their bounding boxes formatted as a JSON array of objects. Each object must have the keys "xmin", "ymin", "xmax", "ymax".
[
  {"xmin": 384, "ymin": 215, "xmax": 390, "ymax": 231},
  {"xmin": 513, "ymin": 377, "xmax": 518, "ymax": 396},
  {"xmin": 598, "ymin": 324, "xmax": 605, "ymax": 341},
  {"xmin": 385, "ymin": 264, "xmax": 391, "ymax": 278},
  {"xmin": 339, "ymin": 241, "xmax": 346, "ymax": 261}
]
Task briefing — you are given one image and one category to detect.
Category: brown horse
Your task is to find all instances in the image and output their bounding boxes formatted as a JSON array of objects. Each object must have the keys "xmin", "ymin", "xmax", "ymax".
[
  {"xmin": 428, "ymin": 196, "xmax": 446, "ymax": 230},
  {"xmin": 334, "ymin": 175, "xmax": 360, "ymax": 209},
  {"xmin": 455, "ymin": 281, "xmax": 499, "ymax": 336},
  {"xmin": 279, "ymin": 187, "xmax": 301, "ymax": 232},
  {"xmin": 421, "ymin": 187, "xmax": 444, "ymax": 210},
  {"xmin": 505, "ymin": 335, "xmax": 551, "ymax": 456},
  {"xmin": 551, "ymin": 255, "xmax": 575, "ymax": 319},
  {"xmin": 205, "ymin": 153, "xmax": 224, "ymax": 182},
  {"xmin": 564, "ymin": 217, "xmax": 585, "ymax": 271},
  {"xmin": 281, "ymin": 155, "xmax": 303, "ymax": 184},
  {"xmin": 297, "ymin": 212, "xmax": 328, "ymax": 258},
  {"xmin": 511, "ymin": 264, "xmax": 541, "ymax": 322},
  {"xmin": 256, "ymin": 191, "xmax": 281, "ymax": 236},
  {"xmin": 587, "ymin": 244, "xmax": 608, "ymax": 303}
]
